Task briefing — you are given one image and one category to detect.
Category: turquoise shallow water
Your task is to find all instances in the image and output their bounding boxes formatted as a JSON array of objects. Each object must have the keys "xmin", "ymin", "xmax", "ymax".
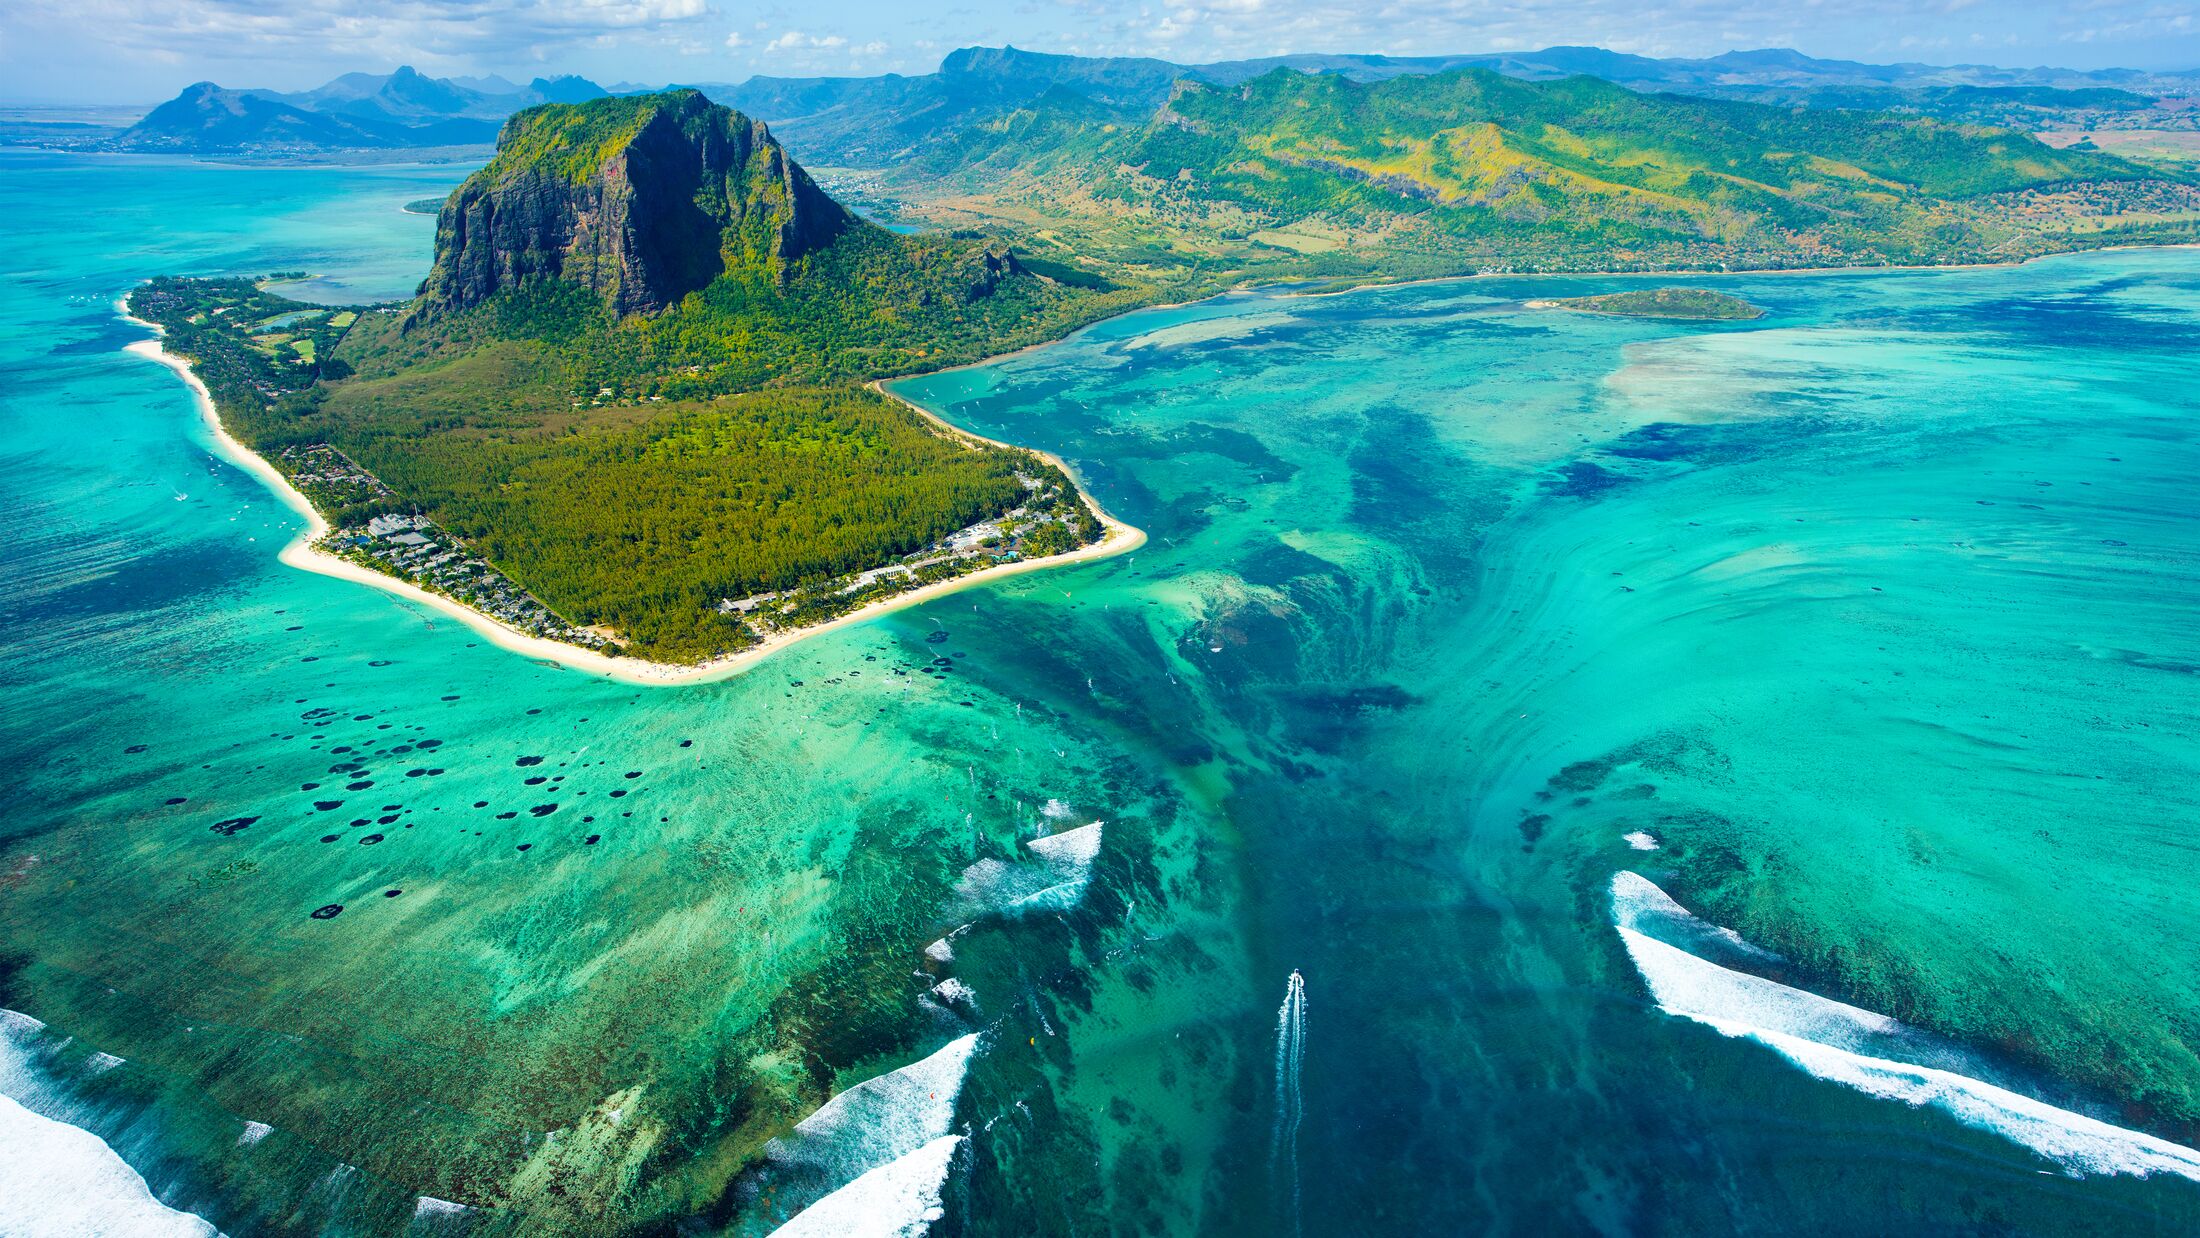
[{"xmin": 3, "ymin": 150, "xmax": 2199, "ymax": 1234}]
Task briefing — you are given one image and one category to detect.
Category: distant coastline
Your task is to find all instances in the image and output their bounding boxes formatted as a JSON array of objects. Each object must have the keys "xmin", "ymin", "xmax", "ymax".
[
  {"xmin": 1272, "ymin": 239, "xmax": 2200, "ymax": 303},
  {"xmin": 118, "ymin": 299, "xmax": 1144, "ymax": 688}
]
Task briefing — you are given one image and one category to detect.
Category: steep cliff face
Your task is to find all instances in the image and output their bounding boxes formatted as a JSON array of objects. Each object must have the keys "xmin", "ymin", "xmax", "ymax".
[{"xmin": 414, "ymin": 90, "xmax": 853, "ymax": 319}]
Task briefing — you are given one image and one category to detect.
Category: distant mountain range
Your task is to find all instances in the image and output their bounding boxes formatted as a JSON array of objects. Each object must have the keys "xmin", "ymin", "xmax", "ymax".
[
  {"xmin": 95, "ymin": 45, "xmax": 2200, "ymax": 158},
  {"xmin": 113, "ymin": 66, "xmax": 609, "ymax": 152},
  {"xmin": 701, "ymin": 45, "xmax": 2200, "ymax": 168}
]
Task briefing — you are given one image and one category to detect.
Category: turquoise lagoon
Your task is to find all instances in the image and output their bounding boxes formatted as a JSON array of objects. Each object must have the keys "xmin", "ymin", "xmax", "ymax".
[{"xmin": 2, "ymin": 148, "xmax": 2198, "ymax": 1234}]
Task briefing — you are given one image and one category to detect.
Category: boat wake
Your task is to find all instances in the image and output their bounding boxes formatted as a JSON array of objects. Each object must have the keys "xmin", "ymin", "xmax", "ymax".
[
  {"xmin": 1610, "ymin": 872, "xmax": 2200, "ymax": 1182},
  {"xmin": 1271, "ymin": 970, "xmax": 1307, "ymax": 1237}
]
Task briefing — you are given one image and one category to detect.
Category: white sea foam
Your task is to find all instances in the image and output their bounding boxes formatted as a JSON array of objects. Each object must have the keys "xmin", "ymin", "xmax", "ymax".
[
  {"xmin": 0, "ymin": 1091, "xmax": 222, "ymax": 1237},
  {"xmin": 1609, "ymin": 870, "xmax": 1781, "ymax": 968},
  {"xmin": 1622, "ymin": 831, "xmax": 1660, "ymax": 851},
  {"xmin": 923, "ymin": 937, "xmax": 955, "ymax": 964},
  {"xmin": 767, "ymin": 1134, "xmax": 962, "ymax": 1238},
  {"xmin": 413, "ymin": 1196, "xmax": 470, "ymax": 1219},
  {"xmin": 1611, "ymin": 872, "xmax": 2200, "ymax": 1182},
  {"xmin": 953, "ymin": 822, "xmax": 1105, "ymax": 917},
  {"xmin": 773, "ymin": 1033, "xmax": 979, "ymax": 1181},
  {"xmin": 760, "ymin": 1034, "xmax": 981, "ymax": 1235},
  {"xmin": 928, "ymin": 978, "xmax": 975, "ymax": 1008},
  {"xmin": 1025, "ymin": 821, "xmax": 1103, "ymax": 868},
  {"xmin": 236, "ymin": 1121, "xmax": 272, "ymax": 1147},
  {"xmin": 0, "ymin": 1008, "xmax": 224, "ymax": 1234}
]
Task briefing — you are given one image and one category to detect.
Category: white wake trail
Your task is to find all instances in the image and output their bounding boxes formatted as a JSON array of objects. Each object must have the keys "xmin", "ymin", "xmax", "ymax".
[{"xmin": 1271, "ymin": 969, "xmax": 1307, "ymax": 1238}]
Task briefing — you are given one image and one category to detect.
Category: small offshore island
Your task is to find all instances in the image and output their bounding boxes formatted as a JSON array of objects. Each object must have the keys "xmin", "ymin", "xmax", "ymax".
[{"xmin": 1530, "ymin": 287, "xmax": 1767, "ymax": 320}]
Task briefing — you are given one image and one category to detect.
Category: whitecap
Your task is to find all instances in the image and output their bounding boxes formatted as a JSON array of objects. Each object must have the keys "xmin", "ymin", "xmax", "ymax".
[
  {"xmin": 1611, "ymin": 872, "xmax": 2200, "ymax": 1182},
  {"xmin": 1025, "ymin": 821, "xmax": 1103, "ymax": 868},
  {"xmin": 1609, "ymin": 869, "xmax": 1781, "ymax": 969},
  {"xmin": 952, "ymin": 822, "xmax": 1105, "ymax": 917},
  {"xmin": 753, "ymin": 1034, "xmax": 981, "ymax": 1234},
  {"xmin": 237, "ymin": 1121, "xmax": 272, "ymax": 1147},
  {"xmin": 1622, "ymin": 831, "xmax": 1660, "ymax": 851},
  {"xmin": 767, "ymin": 1134, "xmax": 962, "ymax": 1238},
  {"xmin": 771, "ymin": 1033, "xmax": 979, "ymax": 1183},
  {"xmin": 0, "ymin": 1091, "xmax": 222, "ymax": 1237}
]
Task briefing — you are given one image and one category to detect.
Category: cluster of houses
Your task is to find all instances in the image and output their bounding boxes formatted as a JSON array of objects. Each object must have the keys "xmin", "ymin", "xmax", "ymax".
[
  {"xmin": 280, "ymin": 444, "xmax": 394, "ymax": 509},
  {"xmin": 328, "ymin": 508, "xmax": 612, "ymax": 650},
  {"xmin": 712, "ymin": 503, "xmax": 1083, "ymax": 631}
]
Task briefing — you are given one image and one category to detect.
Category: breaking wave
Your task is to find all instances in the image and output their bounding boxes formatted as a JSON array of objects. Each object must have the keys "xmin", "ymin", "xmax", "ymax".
[
  {"xmin": 756, "ymin": 1034, "xmax": 981, "ymax": 1235},
  {"xmin": 953, "ymin": 821, "xmax": 1105, "ymax": 917},
  {"xmin": 1610, "ymin": 872, "xmax": 2200, "ymax": 1182},
  {"xmin": 768, "ymin": 1135, "xmax": 963, "ymax": 1238},
  {"xmin": 0, "ymin": 1010, "xmax": 222, "ymax": 1237}
]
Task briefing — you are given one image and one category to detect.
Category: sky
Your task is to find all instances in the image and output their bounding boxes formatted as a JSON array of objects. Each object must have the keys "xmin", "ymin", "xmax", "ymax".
[{"xmin": 2, "ymin": 0, "xmax": 2196, "ymax": 103}]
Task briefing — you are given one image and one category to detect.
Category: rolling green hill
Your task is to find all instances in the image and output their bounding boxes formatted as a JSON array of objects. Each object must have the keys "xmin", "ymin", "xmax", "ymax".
[{"xmin": 897, "ymin": 67, "xmax": 2198, "ymax": 279}]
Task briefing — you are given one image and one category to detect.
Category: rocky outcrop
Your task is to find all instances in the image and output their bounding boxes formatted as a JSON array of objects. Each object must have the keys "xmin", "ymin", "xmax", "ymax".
[
  {"xmin": 963, "ymin": 247, "xmax": 1028, "ymax": 300},
  {"xmin": 413, "ymin": 90, "xmax": 853, "ymax": 320}
]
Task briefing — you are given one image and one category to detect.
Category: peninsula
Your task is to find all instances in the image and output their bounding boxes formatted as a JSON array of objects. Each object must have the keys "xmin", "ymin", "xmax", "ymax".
[{"xmin": 127, "ymin": 90, "xmax": 1145, "ymax": 677}]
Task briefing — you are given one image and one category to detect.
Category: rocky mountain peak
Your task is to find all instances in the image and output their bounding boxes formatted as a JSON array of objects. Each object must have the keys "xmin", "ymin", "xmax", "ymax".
[{"xmin": 413, "ymin": 90, "xmax": 855, "ymax": 320}]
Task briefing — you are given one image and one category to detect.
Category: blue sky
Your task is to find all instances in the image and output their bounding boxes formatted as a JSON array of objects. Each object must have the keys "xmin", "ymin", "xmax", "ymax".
[{"xmin": 3, "ymin": 0, "xmax": 2196, "ymax": 103}]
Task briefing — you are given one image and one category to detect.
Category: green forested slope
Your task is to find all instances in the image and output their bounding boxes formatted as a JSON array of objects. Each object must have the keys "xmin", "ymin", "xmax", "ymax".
[
  {"xmin": 902, "ymin": 67, "xmax": 2196, "ymax": 276},
  {"xmin": 134, "ymin": 93, "xmax": 1133, "ymax": 661}
]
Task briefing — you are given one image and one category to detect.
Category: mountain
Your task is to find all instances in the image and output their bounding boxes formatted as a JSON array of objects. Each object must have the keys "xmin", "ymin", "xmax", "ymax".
[
  {"xmin": 113, "ymin": 66, "xmax": 609, "ymax": 154},
  {"xmin": 525, "ymin": 75, "xmax": 610, "ymax": 106},
  {"xmin": 1196, "ymin": 44, "xmax": 2200, "ymax": 95},
  {"xmin": 115, "ymin": 82, "xmax": 500, "ymax": 152},
  {"xmin": 416, "ymin": 90, "xmax": 852, "ymax": 317},
  {"xmin": 695, "ymin": 45, "xmax": 2200, "ymax": 171},
  {"xmin": 891, "ymin": 66, "xmax": 2185, "ymax": 279},
  {"xmin": 448, "ymin": 73, "xmax": 524, "ymax": 95},
  {"xmin": 284, "ymin": 64, "xmax": 491, "ymax": 121}
]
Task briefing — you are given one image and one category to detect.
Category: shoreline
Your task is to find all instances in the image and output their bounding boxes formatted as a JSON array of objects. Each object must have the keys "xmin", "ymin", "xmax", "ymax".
[
  {"xmin": 117, "ymin": 238, "xmax": 2193, "ymax": 685},
  {"xmin": 1271, "ymin": 240, "xmax": 2200, "ymax": 302},
  {"xmin": 118, "ymin": 302, "xmax": 1144, "ymax": 688}
]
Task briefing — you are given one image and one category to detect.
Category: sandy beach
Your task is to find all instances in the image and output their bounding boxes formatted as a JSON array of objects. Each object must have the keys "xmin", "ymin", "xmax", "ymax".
[{"xmin": 119, "ymin": 300, "xmax": 1143, "ymax": 687}]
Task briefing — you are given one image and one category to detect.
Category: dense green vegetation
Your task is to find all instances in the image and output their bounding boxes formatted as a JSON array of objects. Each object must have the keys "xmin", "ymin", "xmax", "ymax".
[
  {"xmin": 1538, "ymin": 287, "xmax": 1766, "ymax": 319},
  {"xmin": 474, "ymin": 92, "xmax": 676, "ymax": 184},
  {"xmin": 128, "ymin": 276, "xmax": 362, "ymax": 394},
  {"xmin": 891, "ymin": 66, "xmax": 2200, "ymax": 281},
  {"xmin": 392, "ymin": 228, "xmax": 1151, "ymax": 402},
  {"xmin": 132, "ymin": 92, "xmax": 1134, "ymax": 663}
]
